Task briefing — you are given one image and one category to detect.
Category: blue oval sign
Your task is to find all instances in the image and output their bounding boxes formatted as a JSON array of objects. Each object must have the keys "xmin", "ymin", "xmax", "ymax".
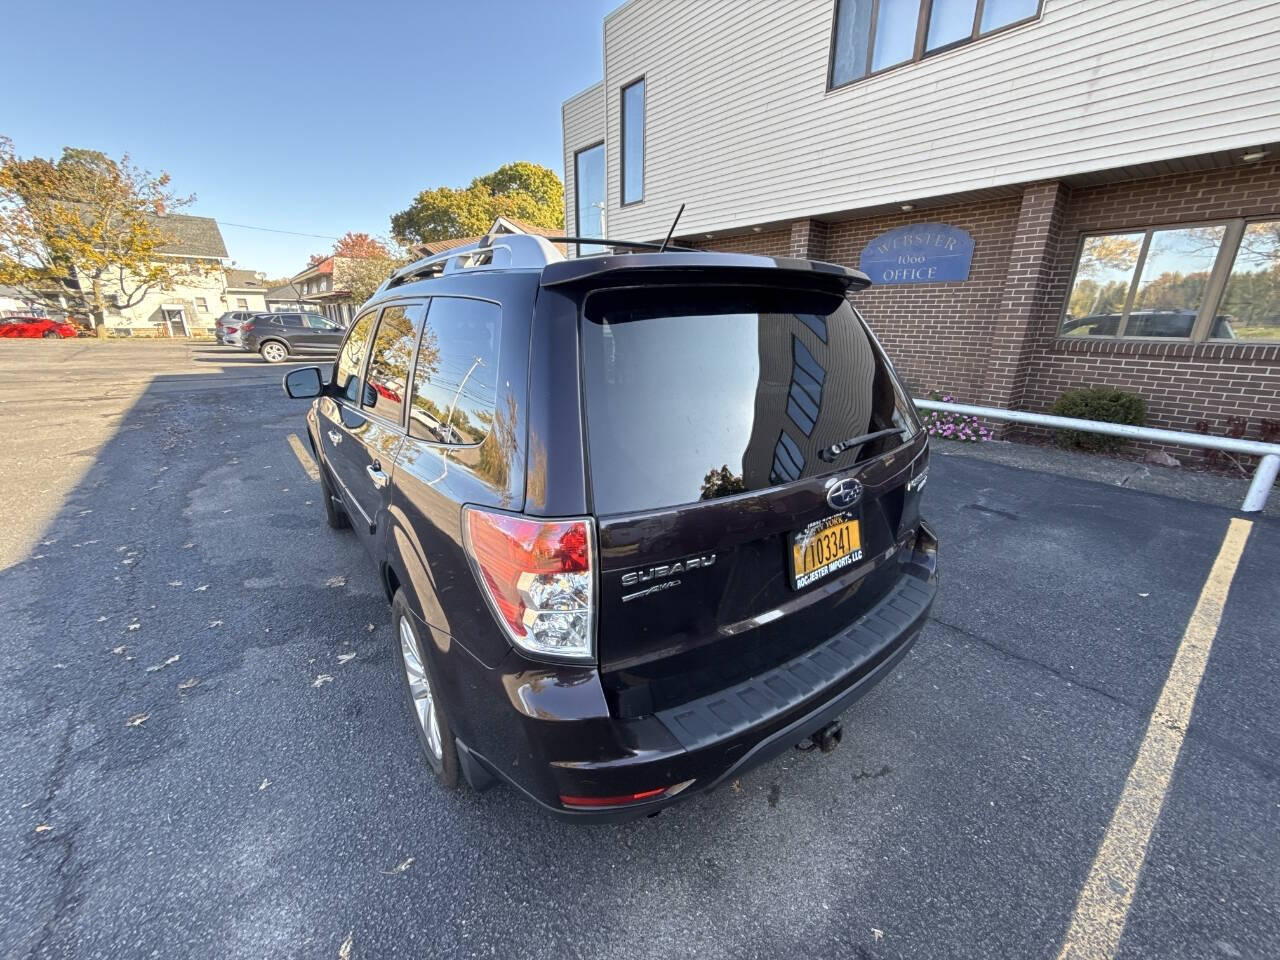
[{"xmin": 859, "ymin": 222, "xmax": 973, "ymax": 285}]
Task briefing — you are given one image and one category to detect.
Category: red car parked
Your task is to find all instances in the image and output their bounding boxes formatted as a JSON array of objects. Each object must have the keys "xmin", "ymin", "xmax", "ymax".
[{"xmin": 0, "ymin": 316, "xmax": 79, "ymax": 339}]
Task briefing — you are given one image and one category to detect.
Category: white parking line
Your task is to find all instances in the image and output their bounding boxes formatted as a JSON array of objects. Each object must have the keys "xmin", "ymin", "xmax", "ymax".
[
  {"xmin": 287, "ymin": 433, "xmax": 320, "ymax": 482},
  {"xmin": 1056, "ymin": 517, "xmax": 1253, "ymax": 959}
]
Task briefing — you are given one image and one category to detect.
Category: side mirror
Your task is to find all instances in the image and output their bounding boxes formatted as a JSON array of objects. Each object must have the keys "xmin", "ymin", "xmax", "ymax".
[{"xmin": 283, "ymin": 366, "xmax": 323, "ymax": 399}]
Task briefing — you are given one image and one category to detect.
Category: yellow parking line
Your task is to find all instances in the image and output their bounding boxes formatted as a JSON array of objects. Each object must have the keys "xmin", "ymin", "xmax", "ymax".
[
  {"xmin": 1056, "ymin": 517, "xmax": 1253, "ymax": 960},
  {"xmin": 287, "ymin": 432, "xmax": 320, "ymax": 483}
]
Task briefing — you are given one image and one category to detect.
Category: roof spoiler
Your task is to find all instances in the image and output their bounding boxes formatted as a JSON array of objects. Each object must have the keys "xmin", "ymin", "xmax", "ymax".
[{"xmin": 539, "ymin": 251, "xmax": 871, "ymax": 292}]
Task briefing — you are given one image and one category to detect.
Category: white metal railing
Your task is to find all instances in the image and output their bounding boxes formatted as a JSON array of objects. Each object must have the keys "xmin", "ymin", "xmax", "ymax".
[{"xmin": 915, "ymin": 399, "xmax": 1280, "ymax": 514}]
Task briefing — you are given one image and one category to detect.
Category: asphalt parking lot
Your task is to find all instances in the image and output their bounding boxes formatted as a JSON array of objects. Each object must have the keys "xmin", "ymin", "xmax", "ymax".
[{"xmin": 2, "ymin": 339, "xmax": 1277, "ymax": 960}]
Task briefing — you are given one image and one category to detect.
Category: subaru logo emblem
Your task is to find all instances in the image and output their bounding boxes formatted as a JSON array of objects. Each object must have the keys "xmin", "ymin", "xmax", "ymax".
[{"xmin": 826, "ymin": 478, "xmax": 863, "ymax": 511}]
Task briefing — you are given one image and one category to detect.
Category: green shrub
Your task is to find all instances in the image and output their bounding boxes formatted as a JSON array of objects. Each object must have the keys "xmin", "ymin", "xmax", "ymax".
[{"xmin": 1050, "ymin": 387, "xmax": 1146, "ymax": 452}]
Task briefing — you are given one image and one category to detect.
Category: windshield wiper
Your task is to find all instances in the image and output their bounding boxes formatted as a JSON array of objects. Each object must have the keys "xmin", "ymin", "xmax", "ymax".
[{"xmin": 818, "ymin": 427, "xmax": 908, "ymax": 463}]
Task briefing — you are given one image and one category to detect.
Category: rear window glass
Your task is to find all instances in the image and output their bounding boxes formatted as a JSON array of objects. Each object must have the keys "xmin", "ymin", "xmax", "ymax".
[{"xmin": 580, "ymin": 285, "xmax": 918, "ymax": 515}]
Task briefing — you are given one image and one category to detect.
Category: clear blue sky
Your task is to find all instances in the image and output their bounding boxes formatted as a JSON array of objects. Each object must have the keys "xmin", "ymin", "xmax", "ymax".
[{"xmin": 4, "ymin": 0, "xmax": 616, "ymax": 278}]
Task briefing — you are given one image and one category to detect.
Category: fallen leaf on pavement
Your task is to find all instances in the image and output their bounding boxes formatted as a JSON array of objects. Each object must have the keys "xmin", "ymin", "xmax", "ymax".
[
  {"xmin": 97, "ymin": 616, "xmax": 110, "ymax": 623},
  {"xmin": 112, "ymin": 645, "xmax": 126, "ymax": 655},
  {"xmin": 183, "ymin": 542, "xmax": 194, "ymax": 549},
  {"xmin": 127, "ymin": 623, "xmax": 141, "ymax": 632},
  {"xmin": 312, "ymin": 674, "xmax": 334, "ymax": 688},
  {"xmin": 146, "ymin": 655, "xmax": 180, "ymax": 673},
  {"xmin": 168, "ymin": 581, "xmax": 183, "ymax": 587},
  {"xmin": 126, "ymin": 713, "xmax": 149, "ymax": 727},
  {"xmin": 178, "ymin": 677, "xmax": 200, "ymax": 691},
  {"xmin": 337, "ymin": 653, "xmax": 356, "ymax": 664},
  {"xmin": 383, "ymin": 857, "xmax": 414, "ymax": 875},
  {"xmin": 365, "ymin": 623, "xmax": 376, "ymax": 633},
  {"xmin": 35, "ymin": 824, "xmax": 52, "ymax": 834},
  {"xmin": 259, "ymin": 778, "xmax": 271, "ymax": 791},
  {"xmin": 338, "ymin": 932, "xmax": 353, "ymax": 960},
  {"xmin": 1138, "ymin": 592, "xmax": 1150, "ymax": 597},
  {"xmin": 873, "ymin": 929, "xmax": 884, "ymax": 942},
  {"xmin": 195, "ymin": 584, "xmax": 209, "ymax": 592},
  {"xmin": 325, "ymin": 576, "xmax": 347, "ymax": 588},
  {"xmin": 208, "ymin": 620, "xmax": 223, "ymax": 628}
]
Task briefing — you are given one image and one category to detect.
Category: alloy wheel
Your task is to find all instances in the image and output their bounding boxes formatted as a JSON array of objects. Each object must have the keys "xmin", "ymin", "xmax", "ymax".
[{"xmin": 398, "ymin": 616, "xmax": 443, "ymax": 761}]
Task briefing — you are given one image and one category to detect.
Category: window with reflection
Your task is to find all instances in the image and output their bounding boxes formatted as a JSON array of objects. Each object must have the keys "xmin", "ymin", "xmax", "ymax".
[
  {"xmin": 621, "ymin": 78, "xmax": 645, "ymax": 205},
  {"xmin": 335, "ymin": 310, "xmax": 377, "ymax": 403},
  {"xmin": 580, "ymin": 286, "xmax": 919, "ymax": 515},
  {"xmin": 575, "ymin": 143, "xmax": 606, "ymax": 255},
  {"xmin": 1059, "ymin": 222, "xmax": 1276, "ymax": 342},
  {"xmin": 362, "ymin": 304, "xmax": 423, "ymax": 423},
  {"xmin": 1217, "ymin": 220, "xmax": 1280, "ymax": 342},
  {"xmin": 830, "ymin": 0, "xmax": 1042, "ymax": 88},
  {"xmin": 409, "ymin": 297, "xmax": 502, "ymax": 445}
]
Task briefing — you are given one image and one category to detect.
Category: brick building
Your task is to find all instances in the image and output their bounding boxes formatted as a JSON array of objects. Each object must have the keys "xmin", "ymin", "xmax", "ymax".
[{"xmin": 562, "ymin": 0, "xmax": 1280, "ymax": 452}]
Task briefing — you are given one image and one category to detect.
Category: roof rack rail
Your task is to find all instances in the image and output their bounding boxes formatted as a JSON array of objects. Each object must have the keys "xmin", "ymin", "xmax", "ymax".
[
  {"xmin": 547, "ymin": 235, "xmax": 697, "ymax": 253},
  {"xmin": 377, "ymin": 233, "xmax": 565, "ymax": 294}
]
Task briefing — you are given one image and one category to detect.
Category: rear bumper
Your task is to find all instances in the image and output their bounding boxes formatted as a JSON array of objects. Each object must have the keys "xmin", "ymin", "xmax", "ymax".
[{"xmin": 453, "ymin": 522, "xmax": 938, "ymax": 823}]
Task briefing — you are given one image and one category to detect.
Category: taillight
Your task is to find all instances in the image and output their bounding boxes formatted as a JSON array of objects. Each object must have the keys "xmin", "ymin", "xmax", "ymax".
[
  {"xmin": 462, "ymin": 507, "xmax": 595, "ymax": 661},
  {"xmin": 226, "ymin": 326, "xmax": 238, "ymax": 334}
]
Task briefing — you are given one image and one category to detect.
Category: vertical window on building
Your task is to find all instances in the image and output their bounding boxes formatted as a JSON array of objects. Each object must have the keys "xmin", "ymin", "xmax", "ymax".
[
  {"xmin": 872, "ymin": 0, "xmax": 921, "ymax": 71},
  {"xmin": 574, "ymin": 143, "xmax": 606, "ymax": 255},
  {"xmin": 830, "ymin": 0, "xmax": 872, "ymax": 85},
  {"xmin": 195, "ymin": 297, "xmax": 208, "ymax": 313},
  {"xmin": 830, "ymin": 0, "xmax": 1042, "ymax": 87},
  {"xmin": 926, "ymin": 0, "xmax": 978, "ymax": 51},
  {"xmin": 1217, "ymin": 220, "xmax": 1280, "ymax": 342},
  {"xmin": 235, "ymin": 297, "xmax": 248, "ymax": 310},
  {"xmin": 979, "ymin": 0, "xmax": 1040, "ymax": 32},
  {"xmin": 620, "ymin": 78, "xmax": 645, "ymax": 205}
]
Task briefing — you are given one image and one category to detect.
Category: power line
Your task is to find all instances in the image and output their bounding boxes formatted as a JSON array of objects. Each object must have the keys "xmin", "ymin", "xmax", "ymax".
[{"xmin": 218, "ymin": 221, "xmax": 341, "ymax": 241}]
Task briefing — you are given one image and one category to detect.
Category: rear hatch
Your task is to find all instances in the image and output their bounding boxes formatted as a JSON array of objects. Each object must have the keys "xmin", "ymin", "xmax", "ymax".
[{"xmin": 577, "ymin": 280, "xmax": 927, "ymax": 718}]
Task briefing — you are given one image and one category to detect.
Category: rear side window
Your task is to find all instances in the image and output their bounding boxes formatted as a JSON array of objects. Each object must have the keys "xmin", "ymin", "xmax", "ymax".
[
  {"xmin": 335, "ymin": 310, "xmax": 377, "ymax": 402},
  {"xmin": 361, "ymin": 304, "xmax": 423, "ymax": 424},
  {"xmin": 580, "ymin": 286, "xmax": 918, "ymax": 515},
  {"xmin": 408, "ymin": 297, "xmax": 501, "ymax": 444}
]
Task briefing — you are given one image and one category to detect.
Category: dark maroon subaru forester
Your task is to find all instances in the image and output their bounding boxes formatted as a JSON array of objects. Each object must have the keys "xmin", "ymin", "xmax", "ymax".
[{"xmin": 283, "ymin": 232, "xmax": 936, "ymax": 821}]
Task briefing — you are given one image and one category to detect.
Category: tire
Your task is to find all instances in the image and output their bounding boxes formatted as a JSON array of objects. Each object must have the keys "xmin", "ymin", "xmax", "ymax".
[
  {"xmin": 259, "ymin": 340, "xmax": 289, "ymax": 363},
  {"xmin": 392, "ymin": 590, "xmax": 459, "ymax": 789},
  {"xmin": 42, "ymin": 330, "xmax": 59, "ymax": 339},
  {"xmin": 318, "ymin": 462, "xmax": 350, "ymax": 530}
]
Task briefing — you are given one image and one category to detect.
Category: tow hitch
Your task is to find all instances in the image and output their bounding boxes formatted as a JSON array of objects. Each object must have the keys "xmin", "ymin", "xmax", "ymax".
[{"xmin": 797, "ymin": 720, "xmax": 843, "ymax": 754}]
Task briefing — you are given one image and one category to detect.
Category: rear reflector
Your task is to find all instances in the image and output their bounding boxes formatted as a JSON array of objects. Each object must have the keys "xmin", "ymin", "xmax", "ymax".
[
  {"xmin": 462, "ymin": 507, "xmax": 595, "ymax": 661},
  {"xmin": 559, "ymin": 779, "xmax": 694, "ymax": 809}
]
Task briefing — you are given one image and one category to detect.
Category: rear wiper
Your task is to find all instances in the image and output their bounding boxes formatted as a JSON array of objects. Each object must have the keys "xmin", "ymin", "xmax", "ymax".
[{"xmin": 818, "ymin": 427, "xmax": 908, "ymax": 463}]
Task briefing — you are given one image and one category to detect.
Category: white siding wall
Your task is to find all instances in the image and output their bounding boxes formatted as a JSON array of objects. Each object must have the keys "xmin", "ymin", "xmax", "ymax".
[
  {"xmin": 584, "ymin": 0, "xmax": 1280, "ymax": 240},
  {"xmin": 562, "ymin": 81, "xmax": 606, "ymax": 248}
]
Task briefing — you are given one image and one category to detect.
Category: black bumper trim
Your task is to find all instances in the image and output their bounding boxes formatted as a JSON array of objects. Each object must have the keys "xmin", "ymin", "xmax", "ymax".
[{"xmin": 656, "ymin": 576, "xmax": 936, "ymax": 752}]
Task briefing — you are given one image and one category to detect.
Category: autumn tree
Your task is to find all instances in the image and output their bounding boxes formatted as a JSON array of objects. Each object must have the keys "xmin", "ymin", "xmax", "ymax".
[
  {"xmin": 333, "ymin": 231, "xmax": 389, "ymax": 259},
  {"xmin": 0, "ymin": 138, "xmax": 213, "ymax": 327},
  {"xmin": 390, "ymin": 161, "xmax": 564, "ymax": 245}
]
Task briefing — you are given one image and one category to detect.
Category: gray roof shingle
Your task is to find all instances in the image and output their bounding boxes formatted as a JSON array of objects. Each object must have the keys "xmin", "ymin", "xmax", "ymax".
[
  {"xmin": 150, "ymin": 214, "xmax": 229, "ymax": 259},
  {"xmin": 224, "ymin": 268, "xmax": 264, "ymax": 290}
]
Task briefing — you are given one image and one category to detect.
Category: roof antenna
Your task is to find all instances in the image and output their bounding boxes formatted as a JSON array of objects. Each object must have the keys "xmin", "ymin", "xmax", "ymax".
[{"xmin": 658, "ymin": 203, "xmax": 686, "ymax": 252}]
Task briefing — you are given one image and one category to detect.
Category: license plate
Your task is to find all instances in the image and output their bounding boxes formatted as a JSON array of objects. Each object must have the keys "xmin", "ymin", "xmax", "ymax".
[{"xmin": 789, "ymin": 512, "xmax": 863, "ymax": 590}]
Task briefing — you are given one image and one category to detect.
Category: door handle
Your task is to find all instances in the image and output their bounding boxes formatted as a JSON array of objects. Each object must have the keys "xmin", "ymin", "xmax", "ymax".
[
  {"xmin": 366, "ymin": 463, "xmax": 389, "ymax": 489},
  {"xmin": 327, "ymin": 430, "xmax": 342, "ymax": 445}
]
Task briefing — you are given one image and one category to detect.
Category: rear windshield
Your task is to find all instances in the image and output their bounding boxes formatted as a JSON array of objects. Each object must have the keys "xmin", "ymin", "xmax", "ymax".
[{"xmin": 580, "ymin": 285, "xmax": 919, "ymax": 515}]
